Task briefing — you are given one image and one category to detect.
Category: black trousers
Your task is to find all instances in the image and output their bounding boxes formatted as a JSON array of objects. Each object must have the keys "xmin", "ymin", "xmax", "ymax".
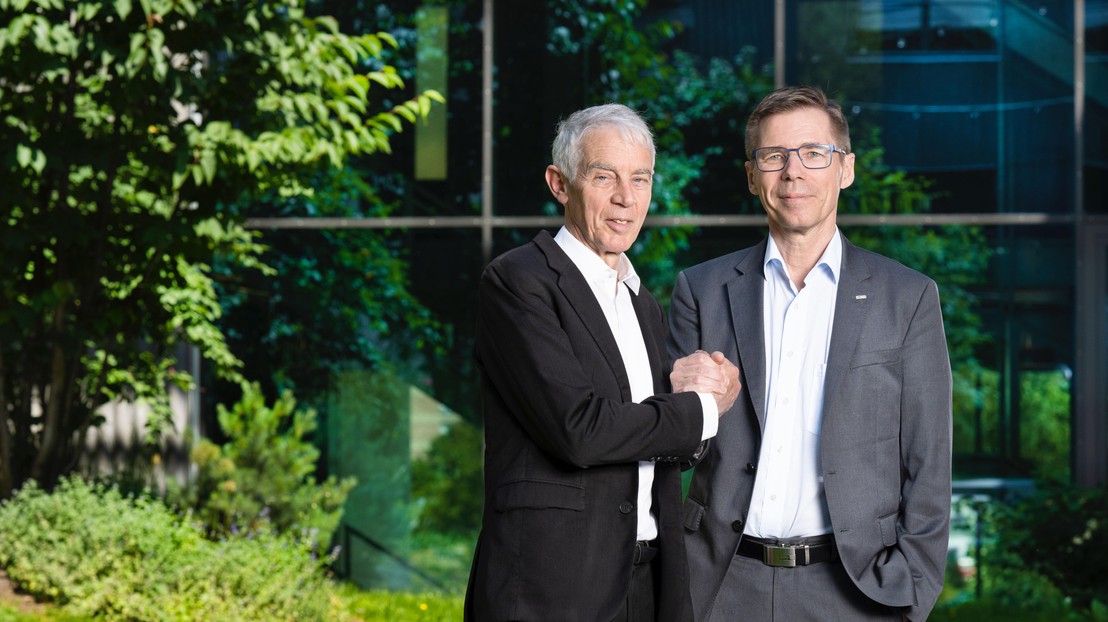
[{"xmin": 611, "ymin": 541, "xmax": 658, "ymax": 622}]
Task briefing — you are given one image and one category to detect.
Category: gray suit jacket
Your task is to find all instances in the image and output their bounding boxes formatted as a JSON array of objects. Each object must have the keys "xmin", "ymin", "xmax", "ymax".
[{"xmin": 668, "ymin": 234, "xmax": 952, "ymax": 622}]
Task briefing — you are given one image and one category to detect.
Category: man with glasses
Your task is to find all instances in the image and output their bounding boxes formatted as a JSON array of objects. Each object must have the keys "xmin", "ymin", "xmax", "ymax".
[{"xmin": 668, "ymin": 86, "xmax": 952, "ymax": 621}]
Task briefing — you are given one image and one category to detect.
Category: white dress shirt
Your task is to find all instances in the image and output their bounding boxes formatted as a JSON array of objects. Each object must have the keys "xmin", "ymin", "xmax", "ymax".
[
  {"xmin": 554, "ymin": 227, "xmax": 717, "ymax": 541},
  {"xmin": 745, "ymin": 229, "xmax": 841, "ymax": 539}
]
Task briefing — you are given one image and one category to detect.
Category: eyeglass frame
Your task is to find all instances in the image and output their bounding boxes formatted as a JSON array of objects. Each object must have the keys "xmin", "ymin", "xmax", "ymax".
[{"xmin": 750, "ymin": 143, "xmax": 849, "ymax": 172}]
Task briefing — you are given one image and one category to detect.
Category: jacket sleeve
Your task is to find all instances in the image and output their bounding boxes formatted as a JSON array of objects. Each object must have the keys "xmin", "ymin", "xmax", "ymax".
[
  {"xmin": 897, "ymin": 279, "xmax": 953, "ymax": 621},
  {"xmin": 666, "ymin": 270, "xmax": 713, "ymax": 469}
]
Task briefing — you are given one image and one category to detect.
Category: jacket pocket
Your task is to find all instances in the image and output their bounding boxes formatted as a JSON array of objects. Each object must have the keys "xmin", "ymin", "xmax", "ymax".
[
  {"xmin": 876, "ymin": 510, "xmax": 899, "ymax": 547},
  {"xmin": 494, "ymin": 479, "xmax": 585, "ymax": 512},
  {"xmin": 683, "ymin": 498, "xmax": 706, "ymax": 532},
  {"xmin": 850, "ymin": 347, "xmax": 903, "ymax": 369}
]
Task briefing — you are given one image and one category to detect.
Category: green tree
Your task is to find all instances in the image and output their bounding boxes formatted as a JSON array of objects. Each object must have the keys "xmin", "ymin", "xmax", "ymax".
[
  {"xmin": 170, "ymin": 382, "xmax": 355, "ymax": 549},
  {"xmin": 213, "ymin": 0, "xmax": 483, "ymax": 412},
  {"xmin": 0, "ymin": 0, "xmax": 442, "ymax": 497}
]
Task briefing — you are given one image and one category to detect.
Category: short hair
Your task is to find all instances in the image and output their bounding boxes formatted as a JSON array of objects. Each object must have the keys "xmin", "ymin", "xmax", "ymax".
[
  {"xmin": 551, "ymin": 103, "xmax": 656, "ymax": 182},
  {"xmin": 744, "ymin": 85, "xmax": 851, "ymax": 158}
]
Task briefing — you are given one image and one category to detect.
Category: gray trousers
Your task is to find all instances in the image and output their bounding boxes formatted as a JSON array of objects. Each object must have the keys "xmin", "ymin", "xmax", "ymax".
[{"xmin": 705, "ymin": 554, "xmax": 903, "ymax": 621}]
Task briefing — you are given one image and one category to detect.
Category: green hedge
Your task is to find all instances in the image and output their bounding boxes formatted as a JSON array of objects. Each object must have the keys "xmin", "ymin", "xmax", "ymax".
[{"xmin": 0, "ymin": 477, "xmax": 336, "ymax": 621}]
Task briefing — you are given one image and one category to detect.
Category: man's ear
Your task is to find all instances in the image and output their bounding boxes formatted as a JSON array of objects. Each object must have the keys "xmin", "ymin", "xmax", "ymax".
[
  {"xmin": 745, "ymin": 160, "xmax": 757, "ymax": 195},
  {"xmin": 839, "ymin": 152, "xmax": 856, "ymax": 189},
  {"xmin": 546, "ymin": 165, "xmax": 570, "ymax": 205}
]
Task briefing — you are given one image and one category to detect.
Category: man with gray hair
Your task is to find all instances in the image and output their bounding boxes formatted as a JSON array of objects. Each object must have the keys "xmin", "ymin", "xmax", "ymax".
[{"xmin": 464, "ymin": 103, "xmax": 740, "ymax": 621}]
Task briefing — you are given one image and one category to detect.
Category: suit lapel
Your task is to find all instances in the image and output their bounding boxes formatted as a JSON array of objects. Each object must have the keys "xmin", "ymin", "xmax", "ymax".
[
  {"xmin": 533, "ymin": 231, "xmax": 633, "ymax": 402},
  {"xmin": 727, "ymin": 240, "xmax": 769, "ymax": 433},
  {"xmin": 822, "ymin": 237, "xmax": 872, "ymax": 429},
  {"xmin": 628, "ymin": 284, "xmax": 665, "ymax": 393}
]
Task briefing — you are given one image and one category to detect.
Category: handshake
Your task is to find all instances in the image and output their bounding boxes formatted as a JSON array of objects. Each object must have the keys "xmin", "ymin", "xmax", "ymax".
[{"xmin": 670, "ymin": 350, "xmax": 742, "ymax": 415}]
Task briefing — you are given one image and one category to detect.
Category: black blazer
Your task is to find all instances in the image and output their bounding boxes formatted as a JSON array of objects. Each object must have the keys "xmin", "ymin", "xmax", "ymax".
[{"xmin": 464, "ymin": 231, "xmax": 703, "ymax": 622}]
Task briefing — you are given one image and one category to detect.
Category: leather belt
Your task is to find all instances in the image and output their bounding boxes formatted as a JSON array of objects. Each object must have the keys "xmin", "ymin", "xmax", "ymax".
[
  {"xmin": 633, "ymin": 539, "xmax": 657, "ymax": 565},
  {"xmin": 736, "ymin": 535, "xmax": 838, "ymax": 567}
]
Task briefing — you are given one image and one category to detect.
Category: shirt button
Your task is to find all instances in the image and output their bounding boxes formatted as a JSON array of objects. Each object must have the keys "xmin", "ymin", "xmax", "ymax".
[
  {"xmin": 746, "ymin": 463, "xmax": 757, "ymax": 474},
  {"xmin": 770, "ymin": 494, "xmax": 777, "ymax": 501},
  {"xmin": 731, "ymin": 520, "xmax": 744, "ymax": 532},
  {"xmin": 619, "ymin": 501, "xmax": 635, "ymax": 514}
]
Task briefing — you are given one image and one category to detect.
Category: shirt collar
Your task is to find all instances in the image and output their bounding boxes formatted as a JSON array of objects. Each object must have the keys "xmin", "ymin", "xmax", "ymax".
[
  {"xmin": 764, "ymin": 228, "xmax": 842, "ymax": 285},
  {"xmin": 554, "ymin": 226, "xmax": 641, "ymax": 294}
]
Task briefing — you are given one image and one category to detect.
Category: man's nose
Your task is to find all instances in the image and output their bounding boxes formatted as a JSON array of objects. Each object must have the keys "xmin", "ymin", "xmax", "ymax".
[
  {"xmin": 781, "ymin": 151, "xmax": 807, "ymax": 178},
  {"xmin": 612, "ymin": 179, "xmax": 637, "ymax": 206}
]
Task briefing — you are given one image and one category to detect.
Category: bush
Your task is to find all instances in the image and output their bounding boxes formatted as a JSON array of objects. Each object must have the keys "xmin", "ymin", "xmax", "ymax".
[
  {"xmin": 0, "ymin": 477, "xmax": 339, "ymax": 621},
  {"xmin": 168, "ymin": 382, "xmax": 355, "ymax": 550},
  {"xmin": 410, "ymin": 420, "xmax": 483, "ymax": 537},
  {"xmin": 988, "ymin": 483, "xmax": 1108, "ymax": 612}
]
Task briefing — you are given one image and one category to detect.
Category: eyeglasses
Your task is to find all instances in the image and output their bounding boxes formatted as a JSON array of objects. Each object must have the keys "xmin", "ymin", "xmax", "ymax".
[{"xmin": 751, "ymin": 144, "xmax": 848, "ymax": 172}]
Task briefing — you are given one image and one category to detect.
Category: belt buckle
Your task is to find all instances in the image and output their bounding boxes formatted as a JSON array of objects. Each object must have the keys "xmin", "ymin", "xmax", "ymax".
[{"xmin": 764, "ymin": 544, "xmax": 797, "ymax": 568}]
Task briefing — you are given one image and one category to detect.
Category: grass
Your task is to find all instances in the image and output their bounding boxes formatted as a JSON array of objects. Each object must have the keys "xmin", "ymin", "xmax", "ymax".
[
  {"xmin": 0, "ymin": 586, "xmax": 465, "ymax": 622},
  {"xmin": 0, "ymin": 603, "xmax": 93, "ymax": 622},
  {"xmin": 334, "ymin": 584, "xmax": 464, "ymax": 621}
]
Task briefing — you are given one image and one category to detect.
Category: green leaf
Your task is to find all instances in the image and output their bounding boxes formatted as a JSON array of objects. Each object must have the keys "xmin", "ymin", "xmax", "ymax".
[
  {"xmin": 200, "ymin": 150, "xmax": 216, "ymax": 184},
  {"xmin": 16, "ymin": 144, "xmax": 32, "ymax": 168},
  {"xmin": 377, "ymin": 31, "xmax": 398, "ymax": 48}
]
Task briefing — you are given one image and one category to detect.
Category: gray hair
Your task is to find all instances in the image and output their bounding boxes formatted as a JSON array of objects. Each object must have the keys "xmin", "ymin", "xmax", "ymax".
[{"xmin": 551, "ymin": 103, "xmax": 656, "ymax": 182}]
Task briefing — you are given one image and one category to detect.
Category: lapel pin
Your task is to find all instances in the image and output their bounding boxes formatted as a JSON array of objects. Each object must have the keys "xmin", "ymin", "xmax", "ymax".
[{"xmin": 855, "ymin": 295, "xmax": 867, "ymax": 300}]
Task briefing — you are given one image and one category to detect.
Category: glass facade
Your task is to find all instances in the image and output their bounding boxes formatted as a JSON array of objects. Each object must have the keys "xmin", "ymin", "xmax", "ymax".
[{"xmin": 239, "ymin": 0, "xmax": 1106, "ymax": 592}]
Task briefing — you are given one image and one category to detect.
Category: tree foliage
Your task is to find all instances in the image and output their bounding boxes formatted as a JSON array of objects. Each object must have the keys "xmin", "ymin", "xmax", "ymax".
[
  {"xmin": 213, "ymin": 169, "xmax": 442, "ymax": 410},
  {"xmin": 986, "ymin": 482, "xmax": 1108, "ymax": 613},
  {"xmin": 212, "ymin": 0, "xmax": 479, "ymax": 410},
  {"xmin": 0, "ymin": 0, "xmax": 442, "ymax": 497},
  {"xmin": 548, "ymin": 0, "xmax": 775, "ymax": 301}
]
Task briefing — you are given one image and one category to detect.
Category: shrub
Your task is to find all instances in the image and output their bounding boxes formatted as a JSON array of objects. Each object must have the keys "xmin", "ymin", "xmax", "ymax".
[
  {"xmin": 410, "ymin": 420, "xmax": 483, "ymax": 536},
  {"xmin": 988, "ymin": 483, "xmax": 1108, "ymax": 612},
  {"xmin": 0, "ymin": 477, "xmax": 340, "ymax": 621},
  {"xmin": 168, "ymin": 382, "xmax": 355, "ymax": 550}
]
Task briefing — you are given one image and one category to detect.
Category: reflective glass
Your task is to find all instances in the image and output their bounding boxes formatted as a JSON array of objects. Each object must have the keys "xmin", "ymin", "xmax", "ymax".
[
  {"xmin": 790, "ymin": 0, "xmax": 1075, "ymax": 214},
  {"xmin": 216, "ymin": 0, "xmax": 1099, "ymax": 597},
  {"xmin": 1087, "ymin": 0, "xmax": 1108, "ymax": 213}
]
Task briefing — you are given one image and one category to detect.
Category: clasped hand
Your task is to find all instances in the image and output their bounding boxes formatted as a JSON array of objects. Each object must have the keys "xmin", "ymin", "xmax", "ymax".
[{"xmin": 670, "ymin": 350, "xmax": 741, "ymax": 415}]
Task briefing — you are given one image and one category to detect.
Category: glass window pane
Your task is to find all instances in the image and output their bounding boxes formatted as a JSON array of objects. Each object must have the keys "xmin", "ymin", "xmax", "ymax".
[
  {"xmin": 1087, "ymin": 0, "xmax": 1108, "ymax": 213},
  {"xmin": 789, "ymin": 0, "xmax": 1075, "ymax": 214}
]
